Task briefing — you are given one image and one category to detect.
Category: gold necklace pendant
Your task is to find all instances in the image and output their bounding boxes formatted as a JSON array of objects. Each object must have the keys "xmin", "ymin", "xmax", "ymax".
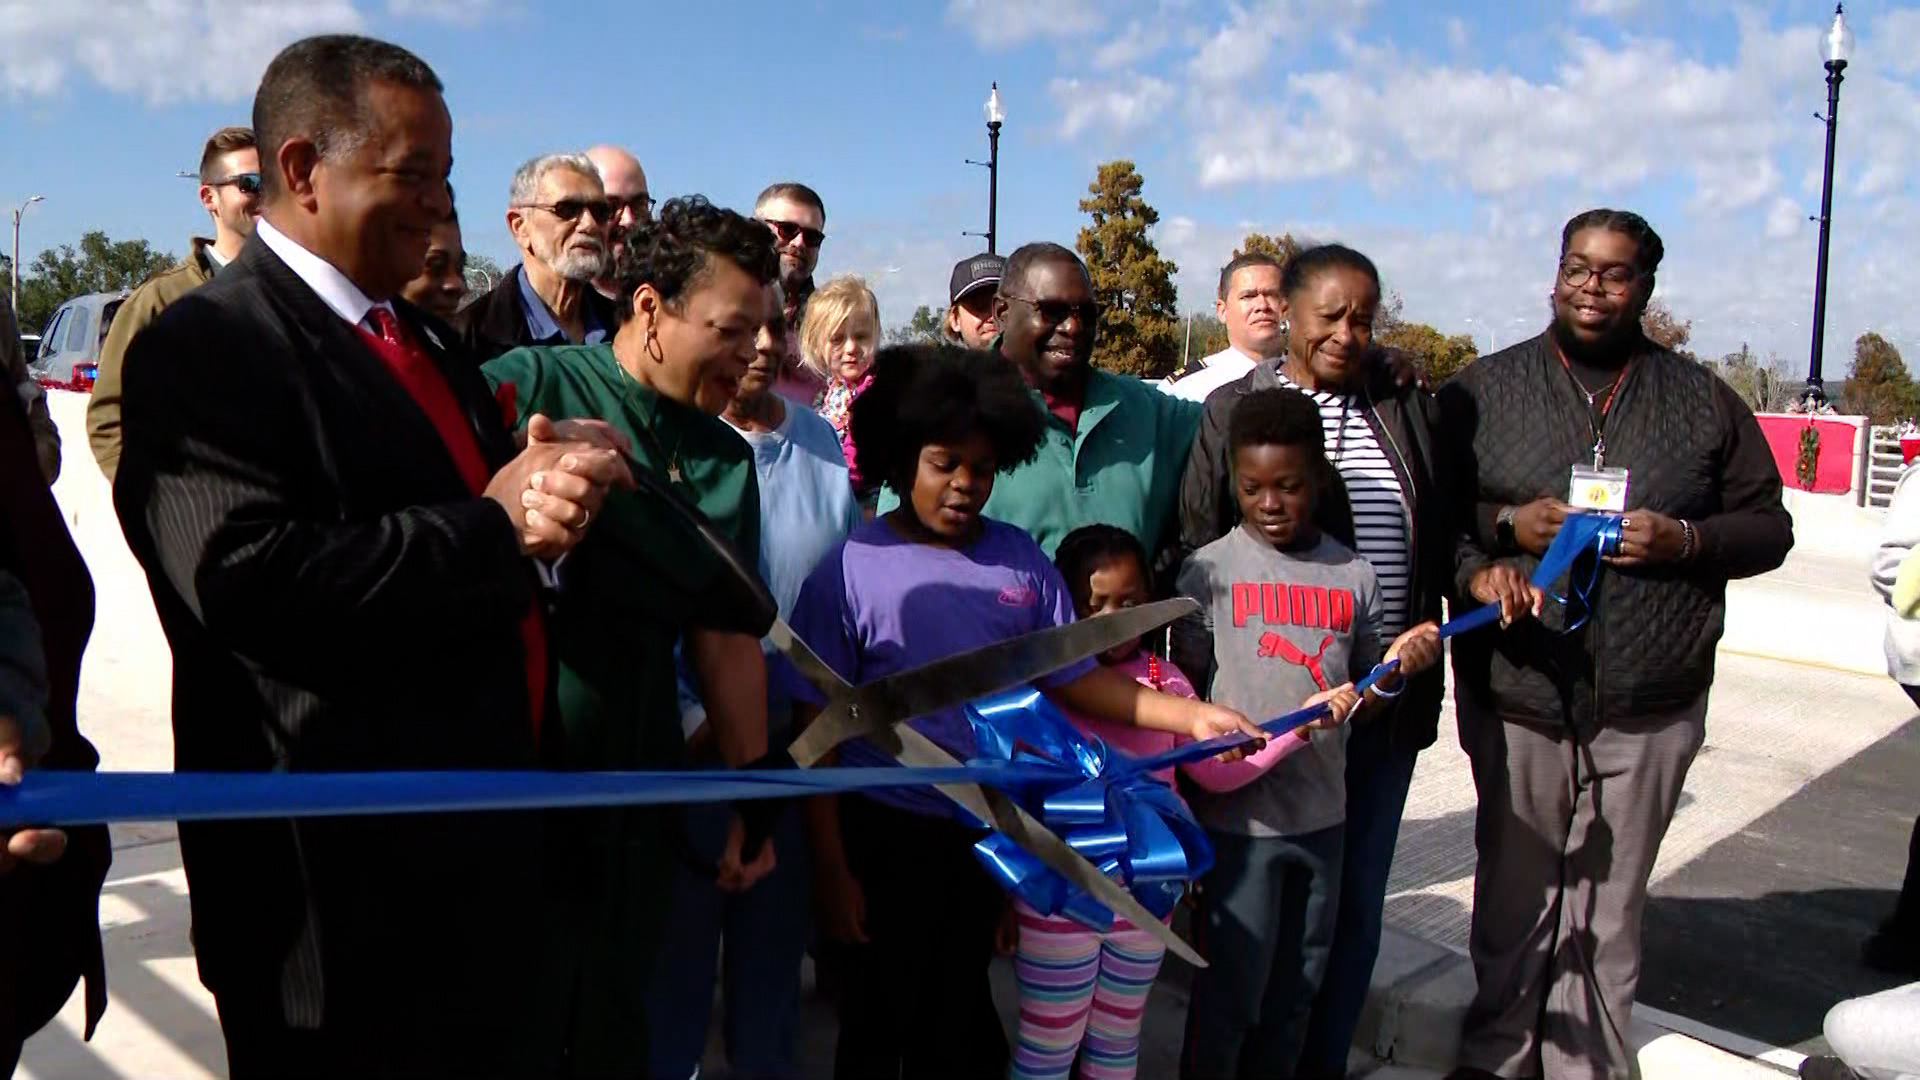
[{"xmin": 667, "ymin": 458, "xmax": 683, "ymax": 484}]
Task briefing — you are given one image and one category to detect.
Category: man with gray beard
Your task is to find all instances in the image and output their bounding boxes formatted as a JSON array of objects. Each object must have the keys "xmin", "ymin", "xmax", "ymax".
[{"xmin": 456, "ymin": 151, "xmax": 619, "ymax": 362}]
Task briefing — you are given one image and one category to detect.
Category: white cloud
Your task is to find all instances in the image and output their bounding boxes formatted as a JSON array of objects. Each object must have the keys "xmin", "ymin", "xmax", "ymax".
[
  {"xmin": 1091, "ymin": 20, "xmax": 1166, "ymax": 71},
  {"xmin": 1051, "ymin": 75, "xmax": 1175, "ymax": 139},
  {"xmin": 1190, "ymin": 29, "xmax": 1799, "ymax": 208},
  {"xmin": 2, "ymin": 0, "xmax": 366, "ymax": 102},
  {"xmin": 385, "ymin": 0, "xmax": 510, "ymax": 25},
  {"xmin": 945, "ymin": 0, "xmax": 1103, "ymax": 49},
  {"xmin": 1765, "ymin": 196, "xmax": 1805, "ymax": 240},
  {"xmin": 1576, "ymin": 0, "xmax": 1641, "ymax": 15},
  {"xmin": 1446, "ymin": 17, "xmax": 1469, "ymax": 51}
]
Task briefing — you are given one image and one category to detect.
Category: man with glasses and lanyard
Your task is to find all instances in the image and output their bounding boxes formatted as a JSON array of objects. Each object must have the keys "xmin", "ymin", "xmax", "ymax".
[
  {"xmin": 89, "ymin": 126, "xmax": 262, "ymax": 481},
  {"xmin": 456, "ymin": 151, "xmax": 619, "ymax": 363},
  {"xmin": 1441, "ymin": 209, "xmax": 1791, "ymax": 1080},
  {"xmin": 752, "ymin": 181, "xmax": 829, "ymax": 404},
  {"xmin": 879, "ymin": 241, "xmax": 1202, "ymax": 561}
]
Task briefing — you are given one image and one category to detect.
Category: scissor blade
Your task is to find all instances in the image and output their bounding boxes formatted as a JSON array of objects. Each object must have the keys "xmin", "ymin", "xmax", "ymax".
[
  {"xmin": 766, "ymin": 617, "xmax": 850, "ymax": 700},
  {"xmin": 887, "ymin": 724, "xmax": 1204, "ymax": 967},
  {"xmin": 787, "ymin": 598, "xmax": 1196, "ymax": 768}
]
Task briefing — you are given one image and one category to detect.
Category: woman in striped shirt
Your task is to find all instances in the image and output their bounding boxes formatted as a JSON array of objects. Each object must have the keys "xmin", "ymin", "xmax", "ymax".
[{"xmin": 1174, "ymin": 244, "xmax": 1456, "ymax": 1079}]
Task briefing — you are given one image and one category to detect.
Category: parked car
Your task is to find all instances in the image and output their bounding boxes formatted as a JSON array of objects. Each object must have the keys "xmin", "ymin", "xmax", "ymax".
[{"xmin": 29, "ymin": 290, "xmax": 127, "ymax": 393}]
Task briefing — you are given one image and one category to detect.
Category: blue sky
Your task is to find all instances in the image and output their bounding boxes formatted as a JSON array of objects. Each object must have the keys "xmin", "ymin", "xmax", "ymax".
[{"xmin": 6, "ymin": 0, "xmax": 1920, "ymax": 373}]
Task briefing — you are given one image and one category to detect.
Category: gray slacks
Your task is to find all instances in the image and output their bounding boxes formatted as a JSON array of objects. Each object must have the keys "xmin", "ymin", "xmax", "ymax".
[{"xmin": 1455, "ymin": 693, "xmax": 1707, "ymax": 1080}]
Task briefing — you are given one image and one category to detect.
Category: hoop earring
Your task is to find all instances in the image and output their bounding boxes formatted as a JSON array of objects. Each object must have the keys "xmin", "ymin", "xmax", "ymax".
[
  {"xmin": 1278, "ymin": 318, "xmax": 1291, "ymax": 335},
  {"xmin": 644, "ymin": 327, "xmax": 665, "ymax": 364}
]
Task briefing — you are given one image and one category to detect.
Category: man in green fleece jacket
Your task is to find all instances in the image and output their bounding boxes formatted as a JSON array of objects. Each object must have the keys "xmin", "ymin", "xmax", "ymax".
[{"xmin": 883, "ymin": 241, "xmax": 1201, "ymax": 558}]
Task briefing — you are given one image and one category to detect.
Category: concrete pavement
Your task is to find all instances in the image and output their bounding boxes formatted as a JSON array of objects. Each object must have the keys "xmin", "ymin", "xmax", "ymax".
[{"xmin": 28, "ymin": 390, "xmax": 1907, "ymax": 1078}]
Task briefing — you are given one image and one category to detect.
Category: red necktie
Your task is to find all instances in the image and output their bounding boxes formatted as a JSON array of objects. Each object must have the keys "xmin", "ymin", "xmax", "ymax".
[{"xmin": 357, "ymin": 306, "xmax": 548, "ymax": 739}]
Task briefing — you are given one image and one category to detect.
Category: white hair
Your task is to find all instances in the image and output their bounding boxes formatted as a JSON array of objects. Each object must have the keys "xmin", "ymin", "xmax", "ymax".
[{"xmin": 507, "ymin": 152, "xmax": 602, "ymax": 207}]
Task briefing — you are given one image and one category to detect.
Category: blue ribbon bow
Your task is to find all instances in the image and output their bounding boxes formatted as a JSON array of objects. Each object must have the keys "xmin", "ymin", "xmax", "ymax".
[{"xmin": 963, "ymin": 688, "xmax": 1213, "ymax": 932}]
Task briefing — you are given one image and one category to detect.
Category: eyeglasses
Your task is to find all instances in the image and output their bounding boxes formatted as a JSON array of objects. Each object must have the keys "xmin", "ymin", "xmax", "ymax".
[
  {"xmin": 1560, "ymin": 261, "xmax": 1639, "ymax": 294},
  {"xmin": 520, "ymin": 199, "xmax": 612, "ymax": 224},
  {"xmin": 761, "ymin": 218, "xmax": 826, "ymax": 250},
  {"xmin": 608, "ymin": 193, "xmax": 656, "ymax": 220},
  {"xmin": 1001, "ymin": 292, "xmax": 1098, "ymax": 326},
  {"xmin": 208, "ymin": 172, "xmax": 262, "ymax": 196}
]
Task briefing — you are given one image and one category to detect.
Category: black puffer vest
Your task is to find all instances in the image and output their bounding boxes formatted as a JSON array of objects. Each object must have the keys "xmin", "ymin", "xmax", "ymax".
[{"xmin": 1444, "ymin": 333, "xmax": 1737, "ymax": 728}]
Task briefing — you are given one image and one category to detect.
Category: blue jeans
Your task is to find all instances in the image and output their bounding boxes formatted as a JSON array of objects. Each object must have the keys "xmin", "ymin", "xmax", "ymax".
[
  {"xmin": 1298, "ymin": 715, "xmax": 1420, "ymax": 1076},
  {"xmin": 643, "ymin": 799, "xmax": 809, "ymax": 1079},
  {"xmin": 1181, "ymin": 823, "xmax": 1345, "ymax": 1080}
]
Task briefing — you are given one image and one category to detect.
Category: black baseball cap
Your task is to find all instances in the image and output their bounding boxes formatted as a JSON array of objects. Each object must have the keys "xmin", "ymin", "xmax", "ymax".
[{"xmin": 949, "ymin": 253, "xmax": 1005, "ymax": 304}]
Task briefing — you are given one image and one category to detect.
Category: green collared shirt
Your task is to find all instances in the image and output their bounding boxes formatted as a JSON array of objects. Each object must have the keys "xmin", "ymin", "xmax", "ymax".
[{"xmin": 881, "ymin": 353, "xmax": 1203, "ymax": 558}]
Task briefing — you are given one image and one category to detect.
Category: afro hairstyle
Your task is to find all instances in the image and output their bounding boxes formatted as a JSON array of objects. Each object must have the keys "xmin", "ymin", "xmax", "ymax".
[{"xmin": 849, "ymin": 342, "xmax": 1045, "ymax": 496}]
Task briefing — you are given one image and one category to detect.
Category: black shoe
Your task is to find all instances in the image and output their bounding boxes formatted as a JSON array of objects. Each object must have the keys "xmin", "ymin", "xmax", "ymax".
[
  {"xmin": 1861, "ymin": 922, "xmax": 1920, "ymax": 975},
  {"xmin": 1800, "ymin": 1054, "xmax": 1864, "ymax": 1080}
]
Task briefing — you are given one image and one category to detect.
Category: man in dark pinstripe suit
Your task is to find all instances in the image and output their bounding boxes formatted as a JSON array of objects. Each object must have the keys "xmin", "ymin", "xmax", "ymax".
[{"xmin": 112, "ymin": 34, "xmax": 629, "ymax": 1079}]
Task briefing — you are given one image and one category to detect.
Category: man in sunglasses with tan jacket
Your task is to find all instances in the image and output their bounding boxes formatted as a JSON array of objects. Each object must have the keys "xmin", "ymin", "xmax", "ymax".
[
  {"xmin": 88, "ymin": 125, "xmax": 261, "ymax": 481},
  {"xmin": 752, "ymin": 181, "xmax": 829, "ymax": 404}
]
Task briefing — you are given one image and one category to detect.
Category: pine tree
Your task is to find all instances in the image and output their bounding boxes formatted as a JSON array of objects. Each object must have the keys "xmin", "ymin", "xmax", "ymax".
[
  {"xmin": 1841, "ymin": 331, "xmax": 1920, "ymax": 425},
  {"xmin": 1233, "ymin": 232, "xmax": 1304, "ymax": 268},
  {"xmin": 1076, "ymin": 160, "xmax": 1181, "ymax": 378}
]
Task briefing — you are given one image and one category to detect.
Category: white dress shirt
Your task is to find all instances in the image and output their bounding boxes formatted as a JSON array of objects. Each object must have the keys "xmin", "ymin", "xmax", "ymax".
[
  {"xmin": 257, "ymin": 218, "xmax": 556, "ymax": 577},
  {"xmin": 1162, "ymin": 345, "xmax": 1260, "ymax": 403}
]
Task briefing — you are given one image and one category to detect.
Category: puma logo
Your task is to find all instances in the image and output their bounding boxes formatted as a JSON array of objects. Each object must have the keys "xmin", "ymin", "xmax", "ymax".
[{"xmin": 1257, "ymin": 631, "xmax": 1336, "ymax": 692}]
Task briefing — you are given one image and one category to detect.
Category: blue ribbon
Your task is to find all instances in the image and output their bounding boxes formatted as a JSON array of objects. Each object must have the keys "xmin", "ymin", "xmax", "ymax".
[
  {"xmin": 963, "ymin": 688, "xmax": 1213, "ymax": 932},
  {"xmin": 0, "ymin": 764, "xmax": 1076, "ymax": 828},
  {"xmin": 0, "ymin": 508, "xmax": 1625, "ymax": 930},
  {"xmin": 1139, "ymin": 511, "xmax": 1623, "ymax": 773}
]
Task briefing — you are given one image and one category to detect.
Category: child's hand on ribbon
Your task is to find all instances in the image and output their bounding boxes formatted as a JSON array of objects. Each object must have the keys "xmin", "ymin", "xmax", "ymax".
[
  {"xmin": 1384, "ymin": 621, "xmax": 1442, "ymax": 679},
  {"xmin": 1186, "ymin": 701, "xmax": 1268, "ymax": 759},
  {"xmin": 1470, "ymin": 563, "xmax": 1546, "ymax": 628},
  {"xmin": 1303, "ymin": 683, "xmax": 1362, "ymax": 734}
]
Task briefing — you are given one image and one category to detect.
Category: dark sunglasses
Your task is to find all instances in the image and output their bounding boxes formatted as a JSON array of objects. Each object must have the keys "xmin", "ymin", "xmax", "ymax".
[
  {"xmin": 522, "ymin": 198, "xmax": 612, "ymax": 223},
  {"xmin": 1002, "ymin": 292, "xmax": 1098, "ymax": 326},
  {"xmin": 761, "ymin": 217, "xmax": 826, "ymax": 250},
  {"xmin": 209, "ymin": 172, "xmax": 262, "ymax": 196},
  {"xmin": 608, "ymin": 193, "xmax": 656, "ymax": 219}
]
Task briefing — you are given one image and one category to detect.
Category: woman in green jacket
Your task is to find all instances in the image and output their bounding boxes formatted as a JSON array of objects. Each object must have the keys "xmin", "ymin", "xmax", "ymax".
[{"xmin": 482, "ymin": 196, "xmax": 780, "ymax": 1075}]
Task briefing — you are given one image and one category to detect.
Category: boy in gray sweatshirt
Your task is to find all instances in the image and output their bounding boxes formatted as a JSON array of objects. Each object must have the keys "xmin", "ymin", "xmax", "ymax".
[{"xmin": 1174, "ymin": 387, "xmax": 1439, "ymax": 1079}]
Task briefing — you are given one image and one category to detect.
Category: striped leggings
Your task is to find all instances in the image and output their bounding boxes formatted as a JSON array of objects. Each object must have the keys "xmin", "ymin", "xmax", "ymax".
[{"xmin": 1009, "ymin": 900, "xmax": 1169, "ymax": 1080}]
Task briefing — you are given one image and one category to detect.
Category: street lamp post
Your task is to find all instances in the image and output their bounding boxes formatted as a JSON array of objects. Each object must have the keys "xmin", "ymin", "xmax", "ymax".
[
  {"xmin": 965, "ymin": 83, "xmax": 1006, "ymax": 254},
  {"xmin": 1803, "ymin": 3, "xmax": 1853, "ymax": 409},
  {"xmin": 10, "ymin": 195, "xmax": 44, "ymax": 321}
]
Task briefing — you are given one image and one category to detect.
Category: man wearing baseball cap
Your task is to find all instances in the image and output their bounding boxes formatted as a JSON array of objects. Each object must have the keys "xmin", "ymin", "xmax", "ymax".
[{"xmin": 945, "ymin": 252, "xmax": 1004, "ymax": 348}]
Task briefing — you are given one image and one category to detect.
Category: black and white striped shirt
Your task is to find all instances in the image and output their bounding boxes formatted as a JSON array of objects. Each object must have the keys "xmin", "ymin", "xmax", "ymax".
[{"xmin": 1276, "ymin": 373, "xmax": 1413, "ymax": 635}]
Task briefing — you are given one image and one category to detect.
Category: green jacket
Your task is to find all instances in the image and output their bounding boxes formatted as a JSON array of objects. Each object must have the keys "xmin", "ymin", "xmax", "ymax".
[
  {"xmin": 481, "ymin": 342, "xmax": 762, "ymax": 1075},
  {"xmin": 89, "ymin": 238, "xmax": 217, "ymax": 481},
  {"xmin": 881, "ymin": 360, "xmax": 1203, "ymax": 558}
]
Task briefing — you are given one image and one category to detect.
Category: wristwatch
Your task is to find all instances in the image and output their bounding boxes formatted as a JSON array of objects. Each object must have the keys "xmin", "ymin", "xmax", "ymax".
[{"xmin": 1495, "ymin": 505, "xmax": 1519, "ymax": 552}]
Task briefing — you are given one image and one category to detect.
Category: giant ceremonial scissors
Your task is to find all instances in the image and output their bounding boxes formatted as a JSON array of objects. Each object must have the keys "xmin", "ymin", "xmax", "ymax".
[{"xmin": 650, "ymin": 465, "xmax": 1210, "ymax": 965}]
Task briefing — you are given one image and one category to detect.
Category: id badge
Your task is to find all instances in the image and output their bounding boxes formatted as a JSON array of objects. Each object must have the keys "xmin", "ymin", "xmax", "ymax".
[{"xmin": 1569, "ymin": 466, "xmax": 1630, "ymax": 512}]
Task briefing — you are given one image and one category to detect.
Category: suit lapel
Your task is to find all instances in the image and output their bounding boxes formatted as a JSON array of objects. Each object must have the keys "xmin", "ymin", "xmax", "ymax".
[
  {"xmin": 395, "ymin": 296, "xmax": 518, "ymax": 471},
  {"xmin": 238, "ymin": 240, "xmax": 472, "ymax": 498}
]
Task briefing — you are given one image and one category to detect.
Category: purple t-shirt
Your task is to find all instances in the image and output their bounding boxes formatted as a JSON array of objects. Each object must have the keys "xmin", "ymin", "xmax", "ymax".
[{"xmin": 785, "ymin": 516, "xmax": 1096, "ymax": 817}]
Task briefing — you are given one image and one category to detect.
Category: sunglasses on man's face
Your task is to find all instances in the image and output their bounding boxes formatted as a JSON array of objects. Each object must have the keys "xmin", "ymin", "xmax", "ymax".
[
  {"xmin": 607, "ymin": 193, "xmax": 656, "ymax": 220},
  {"xmin": 1003, "ymin": 292, "xmax": 1098, "ymax": 327},
  {"xmin": 523, "ymin": 199, "xmax": 613, "ymax": 224},
  {"xmin": 761, "ymin": 218, "xmax": 826, "ymax": 250},
  {"xmin": 209, "ymin": 172, "xmax": 262, "ymax": 196}
]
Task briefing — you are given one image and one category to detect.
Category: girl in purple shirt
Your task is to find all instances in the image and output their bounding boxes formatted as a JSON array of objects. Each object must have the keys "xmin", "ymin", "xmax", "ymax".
[{"xmin": 786, "ymin": 344, "xmax": 1260, "ymax": 1079}]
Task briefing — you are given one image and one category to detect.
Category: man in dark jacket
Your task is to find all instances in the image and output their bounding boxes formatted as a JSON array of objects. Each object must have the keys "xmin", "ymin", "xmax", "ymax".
[
  {"xmin": 1176, "ymin": 243, "xmax": 1455, "ymax": 1079},
  {"xmin": 1439, "ymin": 209, "xmax": 1792, "ymax": 1080},
  {"xmin": 0, "ymin": 347, "xmax": 111, "ymax": 1071},
  {"xmin": 454, "ymin": 151, "xmax": 620, "ymax": 363}
]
